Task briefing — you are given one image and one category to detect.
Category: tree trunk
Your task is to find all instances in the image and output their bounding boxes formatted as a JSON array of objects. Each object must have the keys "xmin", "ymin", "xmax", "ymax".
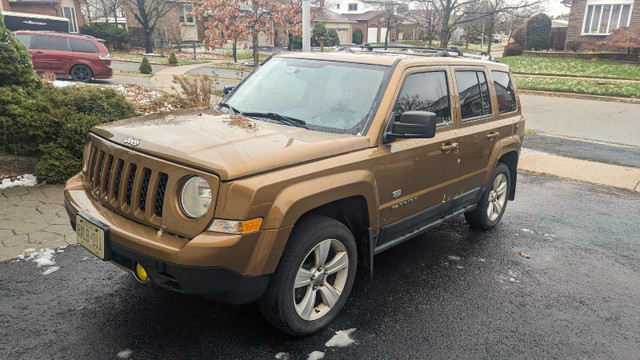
[
  {"xmin": 384, "ymin": 26, "xmax": 390, "ymax": 49},
  {"xmin": 233, "ymin": 39, "xmax": 237, "ymax": 63},
  {"xmin": 144, "ymin": 28, "xmax": 154, "ymax": 54},
  {"xmin": 439, "ymin": 0, "xmax": 451, "ymax": 48},
  {"xmin": 487, "ymin": 15, "xmax": 494, "ymax": 54},
  {"xmin": 288, "ymin": 33, "xmax": 293, "ymax": 51},
  {"xmin": 252, "ymin": 29, "xmax": 259, "ymax": 69}
]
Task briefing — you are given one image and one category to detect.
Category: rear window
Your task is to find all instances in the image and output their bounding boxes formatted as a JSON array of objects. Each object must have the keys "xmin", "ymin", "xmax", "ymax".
[
  {"xmin": 492, "ymin": 71, "xmax": 517, "ymax": 114},
  {"xmin": 34, "ymin": 35, "xmax": 69, "ymax": 51},
  {"xmin": 455, "ymin": 70, "xmax": 492, "ymax": 121},
  {"xmin": 69, "ymin": 38, "xmax": 99, "ymax": 53},
  {"xmin": 15, "ymin": 34, "xmax": 32, "ymax": 49}
]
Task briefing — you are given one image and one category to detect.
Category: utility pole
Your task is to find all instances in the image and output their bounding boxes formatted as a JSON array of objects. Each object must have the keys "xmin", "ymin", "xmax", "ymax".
[{"xmin": 302, "ymin": 0, "xmax": 310, "ymax": 51}]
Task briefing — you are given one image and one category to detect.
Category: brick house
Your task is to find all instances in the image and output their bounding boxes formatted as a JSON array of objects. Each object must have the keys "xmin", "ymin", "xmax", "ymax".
[
  {"xmin": 564, "ymin": 0, "xmax": 639, "ymax": 50},
  {"xmin": 125, "ymin": 0, "xmax": 205, "ymax": 49},
  {"xmin": 1, "ymin": 0, "xmax": 84, "ymax": 32}
]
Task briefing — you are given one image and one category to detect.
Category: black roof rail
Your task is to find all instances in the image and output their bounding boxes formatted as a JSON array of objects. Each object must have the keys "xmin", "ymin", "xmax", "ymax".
[{"xmin": 337, "ymin": 43, "xmax": 498, "ymax": 62}]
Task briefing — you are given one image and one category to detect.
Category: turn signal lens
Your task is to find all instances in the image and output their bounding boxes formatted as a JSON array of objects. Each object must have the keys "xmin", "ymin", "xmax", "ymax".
[
  {"xmin": 208, "ymin": 218, "xmax": 263, "ymax": 235},
  {"xmin": 135, "ymin": 263, "xmax": 149, "ymax": 283}
]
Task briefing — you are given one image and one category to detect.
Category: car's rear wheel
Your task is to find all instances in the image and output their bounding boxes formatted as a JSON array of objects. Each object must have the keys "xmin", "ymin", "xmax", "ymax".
[
  {"xmin": 70, "ymin": 65, "xmax": 93, "ymax": 82},
  {"xmin": 258, "ymin": 215, "xmax": 357, "ymax": 336},
  {"xmin": 465, "ymin": 163, "xmax": 511, "ymax": 230}
]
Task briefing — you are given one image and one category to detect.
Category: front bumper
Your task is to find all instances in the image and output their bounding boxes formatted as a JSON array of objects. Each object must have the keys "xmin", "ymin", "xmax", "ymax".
[{"xmin": 64, "ymin": 174, "xmax": 290, "ymax": 304}]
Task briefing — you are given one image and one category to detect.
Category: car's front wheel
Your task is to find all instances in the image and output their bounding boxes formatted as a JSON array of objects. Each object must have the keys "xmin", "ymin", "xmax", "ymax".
[
  {"xmin": 70, "ymin": 64, "xmax": 93, "ymax": 82},
  {"xmin": 465, "ymin": 163, "xmax": 511, "ymax": 230},
  {"xmin": 258, "ymin": 215, "xmax": 357, "ymax": 336}
]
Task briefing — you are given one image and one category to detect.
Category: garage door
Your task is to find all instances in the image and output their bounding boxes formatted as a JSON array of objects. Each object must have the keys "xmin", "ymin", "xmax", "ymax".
[
  {"xmin": 380, "ymin": 27, "xmax": 388, "ymax": 43},
  {"xmin": 336, "ymin": 28, "xmax": 348, "ymax": 45},
  {"xmin": 368, "ymin": 27, "xmax": 378, "ymax": 43}
]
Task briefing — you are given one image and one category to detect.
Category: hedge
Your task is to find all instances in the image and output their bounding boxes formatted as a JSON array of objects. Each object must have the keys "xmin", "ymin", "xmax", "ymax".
[{"xmin": 524, "ymin": 14, "xmax": 552, "ymax": 50}]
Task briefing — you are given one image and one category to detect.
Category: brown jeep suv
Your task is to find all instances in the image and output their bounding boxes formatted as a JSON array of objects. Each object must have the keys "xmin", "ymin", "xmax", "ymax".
[{"xmin": 65, "ymin": 49, "xmax": 524, "ymax": 335}]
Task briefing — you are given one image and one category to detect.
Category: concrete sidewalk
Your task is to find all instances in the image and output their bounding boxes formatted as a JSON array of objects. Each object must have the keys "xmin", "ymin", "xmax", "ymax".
[
  {"xmin": 518, "ymin": 148, "xmax": 640, "ymax": 192},
  {"xmin": 149, "ymin": 61, "xmax": 230, "ymax": 93}
]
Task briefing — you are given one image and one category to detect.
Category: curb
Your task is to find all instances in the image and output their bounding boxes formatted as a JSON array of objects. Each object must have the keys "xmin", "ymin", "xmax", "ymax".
[
  {"xmin": 518, "ymin": 149, "xmax": 640, "ymax": 193},
  {"xmin": 519, "ymin": 90, "xmax": 640, "ymax": 104}
]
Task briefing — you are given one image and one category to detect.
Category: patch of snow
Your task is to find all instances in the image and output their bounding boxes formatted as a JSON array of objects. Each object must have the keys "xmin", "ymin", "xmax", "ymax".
[
  {"xmin": 57, "ymin": 249, "xmax": 65, "ymax": 253},
  {"xmin": 25, "ymin": 248, "xmax": 36, "ymax": 252},
  {"xmin": 456, "ymin": 265, "xmax": 464, "ymax": 269},
  {"xmin": 274, "ymin": 352, "xmax": 290, "ymax": 360},
  {"xmin": 447, "ymin": 255, "xmax": 461, "ymax": 261},
  {"xmin": 325, "ymin": 328, "xmax": 357, "ymax": 347},
  {"xmin": 81, "ymin": 257, "xmax": 89, "ymax": 261},
  {"xmin": 521, "ymin": 229, "xmax": 534, "ymax": 234},
  {"xmin": 117, "ymin": 349, "xmax": 133, "ymax": 359},
  {"xmin": 52, "ymin": 80, "xmax": 76, "ymax": 88},
  {"xmin": 28, "ymin": 248, "xmax": 56, "ymax": 267},
  {"xmin": 42, "ymin": 266, "xmax": 60, "ymax": 275},
  {"xmin": 0, "ymin": 174, "xmax": 38, "ymax": 190},
  {"xmin": 307, "ymin": 351, "xmax": 325, "ymax": 360},
  {"xmin": 509, "ymin": 277, "xmax": 516, "ymax": 283},
  {"xmin": 479, "ymin": 258, "xmax": 486, "ymax": 262}
]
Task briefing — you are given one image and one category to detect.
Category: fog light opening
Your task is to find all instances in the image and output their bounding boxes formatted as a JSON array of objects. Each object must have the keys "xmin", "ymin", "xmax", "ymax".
[{"xmin": 134, "ymin": 263, "xmax": 149, "ymax": 283}]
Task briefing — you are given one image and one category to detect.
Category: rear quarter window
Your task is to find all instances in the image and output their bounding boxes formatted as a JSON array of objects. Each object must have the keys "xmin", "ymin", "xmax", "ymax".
[
  {"xmin": 69, "ymin": 38, "xmax": 99, "ymax": 53},
  {"xmin": 34, "ymin": 35, "xmax": 69, "ymax": 51},
  {"xmin": 15, "ymin": 34, "xmax": 32, "ymax": 49},
  {"xmin": 492, "ymin": 71, "xmax": 517, "ymax": 114}
]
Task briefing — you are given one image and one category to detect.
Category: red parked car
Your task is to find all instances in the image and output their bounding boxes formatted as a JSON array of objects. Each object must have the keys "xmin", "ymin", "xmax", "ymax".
[{"xmin": 13, "ymin": 31, "xmax": 112, "ymax": 82}]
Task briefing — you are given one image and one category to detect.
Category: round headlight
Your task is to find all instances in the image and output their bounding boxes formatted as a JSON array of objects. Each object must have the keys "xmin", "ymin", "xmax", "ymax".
[{"xmin": 179, "ymin": 176, "xmax": 212, "ymax": 219}]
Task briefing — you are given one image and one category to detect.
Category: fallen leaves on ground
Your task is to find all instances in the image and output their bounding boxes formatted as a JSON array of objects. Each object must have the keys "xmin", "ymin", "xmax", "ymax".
[
  {"xmin": 518, "ymin": 251, "xmax": 531, "ymax": 259},
  {"xmin": 108, "ymin": 84, "xmax": 188, "ymax": 114}
]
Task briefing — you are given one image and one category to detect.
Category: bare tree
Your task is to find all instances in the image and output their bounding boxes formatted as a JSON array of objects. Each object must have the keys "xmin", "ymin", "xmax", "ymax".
[
  {"xmin": 370, "ymin": 0, "xmax": 412, "ymax": 49},
  {"xmin": 413, "ymin": 1, "xmax": 440, "ymax": 45},
  {"xmin": 124, "ymin": 0, "xmax": 174, "ymax": 53}
]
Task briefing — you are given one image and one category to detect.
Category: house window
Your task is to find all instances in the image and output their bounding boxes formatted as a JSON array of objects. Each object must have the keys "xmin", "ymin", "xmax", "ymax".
[
  {"xmin": 348, "ymin": 3, "xmax": 358, "ymax": 11},
  {"xmin": 62, "ymin": 6, "xmax": 78, "ymax": 33},
  {"xmin": 179, "ymin": 3, "xmax": 195, "ymax": 24},
  {"xmin": 582, "ymin": 2, "xmax": 633, "ymax": 35},
  {"xmin": 336, "ymin": 4, "xmax": 340, "ymax": 10}
]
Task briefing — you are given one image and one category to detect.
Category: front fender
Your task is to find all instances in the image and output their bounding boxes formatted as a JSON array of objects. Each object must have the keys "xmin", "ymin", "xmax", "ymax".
[{"xmin": 264, "ymin": 169, "xmax": 380, "ymax": 230}]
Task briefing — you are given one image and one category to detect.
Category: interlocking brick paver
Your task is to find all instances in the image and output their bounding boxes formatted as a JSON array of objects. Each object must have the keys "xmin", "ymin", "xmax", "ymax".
[{"xmin": 0, "ymin": 185, "xmax": 74, "ymax": 261}]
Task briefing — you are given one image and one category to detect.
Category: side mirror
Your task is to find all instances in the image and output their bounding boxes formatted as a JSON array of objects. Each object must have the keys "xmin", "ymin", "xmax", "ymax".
[
  {"xmin": 383, "ymin": 111, "xmax": 438, "ymax": 144},
  {"xmin": 223, "ymin": 85, "xmax": 235, "ymax": 96}
]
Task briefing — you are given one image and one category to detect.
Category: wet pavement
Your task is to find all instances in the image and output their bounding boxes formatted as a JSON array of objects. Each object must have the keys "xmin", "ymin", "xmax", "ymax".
[{"xmin": 1, "ymin": 172, "xmax": 639, "ymax": 359}]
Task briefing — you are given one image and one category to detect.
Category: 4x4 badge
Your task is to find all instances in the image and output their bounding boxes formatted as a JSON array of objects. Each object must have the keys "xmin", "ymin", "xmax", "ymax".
[{"xmin": 123, "ymin": 137, "xmax": 140, "ymax": 147}]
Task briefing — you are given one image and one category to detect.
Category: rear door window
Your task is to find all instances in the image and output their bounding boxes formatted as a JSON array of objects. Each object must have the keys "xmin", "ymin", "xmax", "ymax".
[
  {"xmin": 455, "ymin": 70, "xmax": 492, "ymax": 121},
  {"xmin": 16, "ymin": 34, "xmax": 32, "ymax": 49},
  {"xmin": 393, "ymin": 71, "xmax": 452, "ymax": 126},
  {"xmin": 69, "ymin": 38, "xmax": 99, "ymax": 53},
  {"xmin": 34, "ymin": 35, "xmax": 69, "ymax": 51},
  {"xmin": 492, "ymin": 71, "xmax": 517, "ymax": 114}
]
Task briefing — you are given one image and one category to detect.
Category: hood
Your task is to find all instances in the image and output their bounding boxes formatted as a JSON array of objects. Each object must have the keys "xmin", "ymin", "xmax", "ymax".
[{"xmin": 92, "ymin": 109, "xmax": 370, "ymax": 180}]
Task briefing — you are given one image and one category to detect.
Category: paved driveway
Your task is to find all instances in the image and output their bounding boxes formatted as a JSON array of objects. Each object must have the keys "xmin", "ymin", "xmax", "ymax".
[
  {"xmin": 1, "ymin": 173, "xmax": 639, "ymax": 359},
  {"xmin": 520, "ymin": 95, "xmax": 640, "ymax": 147}
]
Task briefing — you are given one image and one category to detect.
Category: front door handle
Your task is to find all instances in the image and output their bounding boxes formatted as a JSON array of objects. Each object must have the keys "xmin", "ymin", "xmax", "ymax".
[
  {"xmin": 486, "ymin": 131, "xmax": 500, "ymax": 140},
  {"xmin": 441, "ymin": 142, "xmax": 458, "ymax": 153}
]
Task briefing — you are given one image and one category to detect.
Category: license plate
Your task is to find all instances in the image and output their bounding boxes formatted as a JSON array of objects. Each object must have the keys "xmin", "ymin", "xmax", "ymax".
[{"xmin": 76, "ymin": 213, "xmax": 109, "ymax": 259}]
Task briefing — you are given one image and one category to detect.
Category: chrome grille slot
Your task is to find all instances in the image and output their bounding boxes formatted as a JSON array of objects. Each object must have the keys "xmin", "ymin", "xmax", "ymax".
[
  {"xmin": 114, "ymin": 160, "xmax": 124, "ymax": 200},
  {"xmin": 139, "ymin": 168, "xmax": 151, "ymax": 212},
  {"xmin": 155, "ymin": 173, "xmax": 168, "ymax": 217},
  {"xmin": 125, "ymin": 164, "xmax": 137, "ymax": 206}
]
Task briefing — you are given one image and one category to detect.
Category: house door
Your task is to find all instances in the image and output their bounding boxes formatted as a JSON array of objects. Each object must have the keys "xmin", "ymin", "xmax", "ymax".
[{"xmin": 367, "ymin": 27, "xmax": 378, "ymax": 43}]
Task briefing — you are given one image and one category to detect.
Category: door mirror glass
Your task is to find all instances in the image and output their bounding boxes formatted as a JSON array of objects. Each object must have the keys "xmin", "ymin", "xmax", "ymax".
[{"xmin": 384, "ymin": 111, "xmax": 438, "ymax": 143}]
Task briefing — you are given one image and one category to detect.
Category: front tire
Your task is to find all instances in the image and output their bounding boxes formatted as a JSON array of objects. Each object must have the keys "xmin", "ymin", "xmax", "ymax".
[
  {"xmin": 465, "ymin": 163, "xmax": 511, "ymax": 230},
  {"xmin": 258, "ymin": 215, "xmax": 357, "ymax": 336},
  {"xmin": 70, "ymin": 65, "xmax": 93, "ymax": 82}
]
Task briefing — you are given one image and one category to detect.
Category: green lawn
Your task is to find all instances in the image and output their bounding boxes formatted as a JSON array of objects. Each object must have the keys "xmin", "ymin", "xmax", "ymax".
[
  {"xmin": 514, "ymin": 75, "xmax": 640, "ymax": 98},
  {"xmin": 500, "ymin": 56, "xmax": 640, "ymax": 81},
  {"xmin": 110, "ymin": 52, "xmax": 206, "ymax": 65}
]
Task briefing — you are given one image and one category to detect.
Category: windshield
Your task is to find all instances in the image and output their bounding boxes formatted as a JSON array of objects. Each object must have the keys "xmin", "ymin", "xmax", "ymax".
[{"xmin": 224, "ymin": 57, "xmax": 389, "ymax": 135}]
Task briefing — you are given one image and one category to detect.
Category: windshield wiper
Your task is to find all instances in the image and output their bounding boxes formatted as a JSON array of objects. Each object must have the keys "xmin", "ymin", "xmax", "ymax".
[
  {"xmin": 218, "ymin": 102, "xmax": 240, "ymax": 115},
  {"xmin": 241, "ymin": 112, "xmax": 308, "ymax": 129}
]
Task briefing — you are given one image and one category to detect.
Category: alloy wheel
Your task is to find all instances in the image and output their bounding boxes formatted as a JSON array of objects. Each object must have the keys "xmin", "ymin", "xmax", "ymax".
[
  {"xmin": 293, "ymin": 239, "xmax": 349, "ymax": 321},
  {"xmin": 487, "ymin": 173, "xmax": 508, "ymax": 221}
]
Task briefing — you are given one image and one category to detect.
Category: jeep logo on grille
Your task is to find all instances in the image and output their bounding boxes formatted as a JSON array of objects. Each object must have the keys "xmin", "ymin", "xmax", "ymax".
[{"xmin": 123, "ymin": 137, "xmax": 140, "ymax": 147}]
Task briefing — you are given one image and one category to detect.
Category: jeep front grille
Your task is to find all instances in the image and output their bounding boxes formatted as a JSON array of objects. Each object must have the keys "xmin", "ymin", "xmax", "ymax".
[{"xmin": 83, "ymin": 134, "xmax": 219, "ymax": 239}]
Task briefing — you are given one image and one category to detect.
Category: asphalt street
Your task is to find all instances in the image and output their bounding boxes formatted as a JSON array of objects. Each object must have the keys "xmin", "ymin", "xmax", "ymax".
[{"xmin": 1, "ymin": 173, "xmax": 639, "ymax": 360}]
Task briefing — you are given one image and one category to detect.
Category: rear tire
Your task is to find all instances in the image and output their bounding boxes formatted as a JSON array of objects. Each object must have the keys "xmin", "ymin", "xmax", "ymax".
[
  {"xmin": 258, "ymin": 215, "xmax": 357, "ymax": 336},
  {"xmin": 70, "ymin": 65, "xmax": 93, "ymax": 82},
  {"xmin": 465, "ymin": 163, "xmax": 511, "ymax": 230}
]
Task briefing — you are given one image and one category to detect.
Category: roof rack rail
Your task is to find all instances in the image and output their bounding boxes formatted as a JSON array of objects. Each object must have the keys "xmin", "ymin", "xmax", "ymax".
[{"xmin": 336, "ymin": 43, "xmax": 499, "ymax": 62}]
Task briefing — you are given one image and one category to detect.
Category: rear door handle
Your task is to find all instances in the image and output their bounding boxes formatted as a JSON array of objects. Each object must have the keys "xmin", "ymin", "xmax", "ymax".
[
  {"xmin": 34, "ymin": 51, "xmax": 44, "ymax": 55},
  {"xmin": 486, "ymin": 131, "xmax": 499, "ymax": 140},
  {"xmin": 441, "ymin": 142, "xmax": 458, "ymax": 153}
]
